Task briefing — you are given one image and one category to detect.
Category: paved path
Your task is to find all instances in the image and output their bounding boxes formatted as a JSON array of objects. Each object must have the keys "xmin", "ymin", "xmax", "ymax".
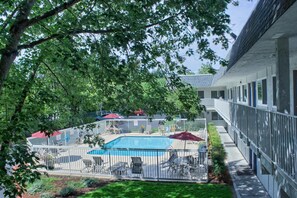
[{"xmin": 216, "ymin": 126, "xmax": 270, "ymax": 198}]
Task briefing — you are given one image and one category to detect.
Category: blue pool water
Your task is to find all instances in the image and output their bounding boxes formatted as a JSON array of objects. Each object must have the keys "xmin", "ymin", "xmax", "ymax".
[{"xmin": 88, "ymin": 136, "xmax": 173, "ymax": 156}]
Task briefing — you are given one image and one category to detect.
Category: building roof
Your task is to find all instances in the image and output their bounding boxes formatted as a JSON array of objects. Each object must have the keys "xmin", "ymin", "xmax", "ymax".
[
  {"xmin": 211, "ymin": 67, "xmax": 226, "ymax": 85},
  {"xmin": 180, "ymin": 74, "xmax": 213, "ymax": 87},
  {"xmin": 180, "ymin": 66, "xmax": 227, "ymax": 88},
  {"xmin": 228, "ymin": 0, "xmax": 296, "ymax": 70}
]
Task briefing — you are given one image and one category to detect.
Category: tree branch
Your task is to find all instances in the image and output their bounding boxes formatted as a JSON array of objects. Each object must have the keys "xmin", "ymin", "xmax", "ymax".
[
  {"xmin": 41, "ymin": 61, "xmax": 70, "ymax": 96},
  {"xmin": 18, "ymin": 13, "xmax": 180, "ymax": 50},
  {"xmin": 0, "ymin": 4, "xmax": 20, "ymax": 33},
  {"xmin": 25, "ymin": 0, "xmax": 82, "ymax": 27}
]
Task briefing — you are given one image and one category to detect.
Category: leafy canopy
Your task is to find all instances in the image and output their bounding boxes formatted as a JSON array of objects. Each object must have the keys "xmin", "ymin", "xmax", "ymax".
[
  {"xmin": 0, "ymin": 0, "xmax": 232, "ymax": 197},
  {"xmin": 198, "ymin": 63, "xmax": 217, "ymax": 75}
]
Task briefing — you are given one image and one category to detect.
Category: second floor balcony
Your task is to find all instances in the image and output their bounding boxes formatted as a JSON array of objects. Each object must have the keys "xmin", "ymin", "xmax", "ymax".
[{"xmin": 213, "ymin": 99, "xmax": 297, "ymax": 186}]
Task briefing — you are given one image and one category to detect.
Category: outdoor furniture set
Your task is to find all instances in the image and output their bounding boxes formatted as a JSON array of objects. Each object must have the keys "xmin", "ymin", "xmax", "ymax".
[
  {"xmin": 81, "ymin": 156, "xmax": 143, "ymax": 176},
  {"xmin": 161, "ymin": 150, "xmax": 206, "ymax": 177}
]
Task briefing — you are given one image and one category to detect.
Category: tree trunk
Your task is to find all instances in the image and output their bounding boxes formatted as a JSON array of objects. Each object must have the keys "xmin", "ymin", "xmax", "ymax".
[{"xmin": 0, "ymin": 0, "xmax": 36, "ymax": 92}]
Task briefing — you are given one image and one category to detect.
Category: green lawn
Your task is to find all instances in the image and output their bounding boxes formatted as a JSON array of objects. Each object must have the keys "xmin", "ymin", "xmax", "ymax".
[{"xmin": 79, "ymin": 181, "xmax": 232, "ymax": 198}]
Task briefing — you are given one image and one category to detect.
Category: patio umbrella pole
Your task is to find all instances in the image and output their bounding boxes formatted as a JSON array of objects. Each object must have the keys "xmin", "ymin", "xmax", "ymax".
[{"xmin": 184, "ymin": 140, "xmax": 187, "ymax": 156}]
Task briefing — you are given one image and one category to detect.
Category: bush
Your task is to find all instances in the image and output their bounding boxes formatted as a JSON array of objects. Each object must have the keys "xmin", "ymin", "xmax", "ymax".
[
  {"xmin": 27, "ymin": 181, "xmax": 44, "ymax": 194},
  {"xmin": 59, "ymin": 187, "xmax": 76, "ymax": 197},
  {"xmin": 27, "ymin": 177, "xmax": 55, "ymax": 195},
  {"xmin": 83, "ymin": 178, "xmax": 99, "ymax": 187},
  {"xmin": 184, "ymin": 121, "xmax": 205, "ymax": 131},
  {"xmin": 67, "ymin": 180, "xmax": 87, "ymax": 189},
  {"xmin": 208, "ymin": 123, "xmax": 226, "ymax": 179},
  {"xmin": 40, "ymin": 192, "xmax": 55, "ymax": 198}
]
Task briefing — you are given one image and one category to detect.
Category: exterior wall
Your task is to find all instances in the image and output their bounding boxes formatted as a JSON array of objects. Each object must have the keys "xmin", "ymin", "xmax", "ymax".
[
  {"xmin": 197, "ymin": 87, "xmax": 227, "ymax": 99},
  {"xmin": 256, "ymin": 158, "xmax": 279, "ymax": 198},
  {"xmin": 203, "ymin": 110, "xmax": 227, "ymax": 127},
  {"xmin": 225, "ymin": 49, "xmax": 297, "ymax": 117}
]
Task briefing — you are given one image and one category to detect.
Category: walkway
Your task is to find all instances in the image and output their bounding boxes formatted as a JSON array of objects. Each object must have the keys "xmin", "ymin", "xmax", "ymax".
[{"xmin": 216, "ymin": 126, "xmax": 270, "ymax": 198}]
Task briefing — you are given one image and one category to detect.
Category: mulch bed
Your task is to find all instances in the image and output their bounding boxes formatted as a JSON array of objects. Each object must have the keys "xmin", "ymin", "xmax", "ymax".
[
  {"xmin": 208, "ymin": 165, "xmax": 233, "ymax": 185},
  {"xmin": 22, "ymin": 175, "xmax": 113, "ymax": 198}
]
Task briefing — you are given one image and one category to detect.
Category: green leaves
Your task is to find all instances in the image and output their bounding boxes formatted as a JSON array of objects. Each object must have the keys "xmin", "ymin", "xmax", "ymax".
[{"xmin": 0, "ymin": 0, "xmax": 232, "ymax": 196}]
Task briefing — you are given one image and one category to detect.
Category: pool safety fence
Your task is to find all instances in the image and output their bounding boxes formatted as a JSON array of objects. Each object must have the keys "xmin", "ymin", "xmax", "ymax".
[
  {"xmin": 31, "ymin": 145, "xmax": 208, "ymax": 182},
  {"xmin": 27, "ymin": 119, "xmax": 207, "ymax": 146}
]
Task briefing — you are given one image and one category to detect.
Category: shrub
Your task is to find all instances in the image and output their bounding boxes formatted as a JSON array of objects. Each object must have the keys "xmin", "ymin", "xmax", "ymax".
[
  {"xmin": 27, "ymin": 181, "xmax": 44, "ymax": 194},
  {"xmin": 83, "ymin": 178, "xmax": 99, "ymax": 187},
  {"xmin": 59, "ymin": 187, "xmax": 76, "ymax": 197},
  {"xmin": 208, "ymin": 123, "xmax": 227, "ymax": 179},
  {"xmin": 27, "ymin": 177, "xmax": 55, "ymax": 195},
  {"xmin": 40, "ymin": 192, "xmax": 55, "ymax": 198},
  {"xmin": 67, "ymin": 180, "xmax": 87, "ymax": 189}
]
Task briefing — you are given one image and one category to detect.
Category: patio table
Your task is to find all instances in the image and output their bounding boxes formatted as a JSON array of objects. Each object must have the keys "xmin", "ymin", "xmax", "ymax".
[
  {"xmin": 110, "ymin": 162, "xmax": 129, "ymax": 175},
  {"xmin": 173, "ymin": 157, "xmax": 191, "ymax": 176}
]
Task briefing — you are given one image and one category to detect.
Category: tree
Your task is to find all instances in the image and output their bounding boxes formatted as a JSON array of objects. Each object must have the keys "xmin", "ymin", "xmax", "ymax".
[
  {"xmin": 0, "ymin": 0, "xmax": 231, "ymax": 196},
  {"xmin": 198, "ymin": 63, "xmax": 217, "ymax": 75}
]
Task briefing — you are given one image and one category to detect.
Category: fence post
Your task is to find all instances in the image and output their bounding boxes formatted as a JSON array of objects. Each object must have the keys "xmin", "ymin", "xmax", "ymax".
[
  {"xmin": 68, "ymin": 148, "xmax": 71, "ymax": 175},
  {"xmin": 109, "ymin": 152, "xmax": 112, "ymax": 175},
  {"xmin": 255, "ymin": 109, "xmax": 258, "ymax": 147},
  {"xmin": 157, "ymin": 150, "xmax": 159, "ymax": 181},
  {"xmin": 269, "ymin": 111, "xmax": 273, "ymax": 161}
]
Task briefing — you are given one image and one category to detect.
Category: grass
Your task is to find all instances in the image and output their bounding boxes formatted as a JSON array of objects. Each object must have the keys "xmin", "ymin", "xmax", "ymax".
[{"xmin": 79, "ymin": 181, "xmax": 232, "ymax": 198}]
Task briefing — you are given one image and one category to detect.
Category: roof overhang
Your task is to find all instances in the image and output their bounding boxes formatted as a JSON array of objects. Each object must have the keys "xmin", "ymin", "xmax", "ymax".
[{"xmin": 216, "ymin": 1, "xmax": 297, "ymax": 86}]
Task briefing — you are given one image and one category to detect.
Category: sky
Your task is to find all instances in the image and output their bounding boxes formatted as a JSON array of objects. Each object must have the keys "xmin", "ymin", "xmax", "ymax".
[{"xmin": 184, "ymin": 0, "xmax": 259, "ymax": 73}]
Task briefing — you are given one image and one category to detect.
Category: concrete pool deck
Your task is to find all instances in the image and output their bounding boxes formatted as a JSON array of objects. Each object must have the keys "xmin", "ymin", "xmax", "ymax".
[{"xmin": 33, "ymin": 130, "xmax": 208, "ymax": 182}]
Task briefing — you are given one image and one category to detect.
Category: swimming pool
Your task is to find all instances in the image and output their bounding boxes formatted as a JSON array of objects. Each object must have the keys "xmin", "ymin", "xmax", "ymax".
[{"xmin": 88, "ymin": 136, "xmax": 173, "ymax": 156}]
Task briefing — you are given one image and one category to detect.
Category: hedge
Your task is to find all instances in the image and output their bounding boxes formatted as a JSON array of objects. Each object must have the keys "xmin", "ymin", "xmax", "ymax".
[{"xmin": 208, "ymin": 123, "xmax": 227, "ymax": 178}]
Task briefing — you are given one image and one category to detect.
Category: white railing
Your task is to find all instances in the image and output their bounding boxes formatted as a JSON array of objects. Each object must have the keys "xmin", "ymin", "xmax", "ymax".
[
  {"xmin": 201, "ymin": 98, "xmax": 214, "ymax": 109},
  {"xmin": 27, "ymin": 119, "xmax": 207, "ymax": 146},
  {"xmin": 214, "ymin": 99, "xmax": 230, "ymax": 123}
]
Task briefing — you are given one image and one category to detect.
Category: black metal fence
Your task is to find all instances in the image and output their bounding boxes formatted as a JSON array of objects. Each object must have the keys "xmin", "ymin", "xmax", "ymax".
[{"xmin": 31, "ymin": 145, "xmax": 208, "ymax": 182}]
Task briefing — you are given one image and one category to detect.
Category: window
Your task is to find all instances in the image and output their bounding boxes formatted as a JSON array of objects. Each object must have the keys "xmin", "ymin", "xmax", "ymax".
[
  {"xmin": 257, "ymin": 79, "xmax": 267, "ymax": 105},
  {"xmin": 219, "ymin": 90, "xmax": 225, "ymax": 99},
  {"xmin": 257, "ymin": 81, "xmax": 263, "ymax": 104},
  {"xmin": 211, "ymin": 91, "xmax": 218, "ymax": 99},
  {"xmin": 238, "ymin": 86, "xmax": 241, "ymax": 101},
  {"xmin": 211, "ymin": 112, "xmax": 223, "ymax": 120},
  {"xmin": 242, "ymin": 85, "xmax": 247, "ymax": 102},
  {"xmin": 198, "ymin": 91, "xmax": 204, "ymax": 99},
  {"xmin": 248, "ymin": 83, "xmax": 252, "ymax": 106},
  {"xmin": 273, "ymin": 76, "xmax": 276, "ymax": 106},
  {"xmin": 262, "ymin": 79, "xmax": 267, "ymax": 104}
]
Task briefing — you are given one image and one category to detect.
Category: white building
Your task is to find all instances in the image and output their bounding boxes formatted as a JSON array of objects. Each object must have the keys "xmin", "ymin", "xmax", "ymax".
[{"xmin": 182, "ymin": 1, "xmax": 297, "ymax": 197}]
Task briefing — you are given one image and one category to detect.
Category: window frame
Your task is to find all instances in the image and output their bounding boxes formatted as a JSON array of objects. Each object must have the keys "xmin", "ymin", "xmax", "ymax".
[
  {"xmin": 257, "ymin": 78, "xmax": 267, "ymax": 106},
  {"xmin": 198, "ymin": 91, "xmax": 205, "ymax": 99}
]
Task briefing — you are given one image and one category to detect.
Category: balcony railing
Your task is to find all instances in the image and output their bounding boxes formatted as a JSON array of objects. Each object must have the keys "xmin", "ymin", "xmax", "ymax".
[
  {"xmin": 229, "ymin": 103, "xmax": 297, "ymax": 182},
  {"xmin": 214, "ymin": 99, "xmax": 230, "ymax": 123},
  {"xmin": 201, "ymin": 98, "xmax": 214, "ymax": 109}
]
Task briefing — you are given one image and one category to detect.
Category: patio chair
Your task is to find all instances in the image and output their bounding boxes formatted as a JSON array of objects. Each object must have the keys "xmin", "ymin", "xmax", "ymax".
[
  {"xmin": 80, "ymin": 159, "xmax": 93, "ymax": 173},
  {"xmin": 131, "ymin": 157, "xmax": 143, "ymax": 174},
  {"xmin": 93, "ymin": 156, "xmax": 107, "ymax": 173},
  {"xmin": 161, "ymin": 152, "xmax": 178, "ymax": 169},
  {"xmin": 106, "ymin": 125, "xmax": 122, "ymax": 134}
]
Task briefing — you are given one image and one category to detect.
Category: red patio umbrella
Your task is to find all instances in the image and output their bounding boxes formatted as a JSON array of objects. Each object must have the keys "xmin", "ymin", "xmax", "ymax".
[
  {"xmin": 169, "ymin": 131, "xmax": 204, "ymax": 150},
  {"xmin": 103, "ymin": 113, "xmax": 122, "ymax": 119},
  {"xmin": 32, "ymin": 130, "xmax": 62, "ymax": 145},
  {"xmin": 31, "ymin": 130, "xmax": 62, "ymax": 138}
]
